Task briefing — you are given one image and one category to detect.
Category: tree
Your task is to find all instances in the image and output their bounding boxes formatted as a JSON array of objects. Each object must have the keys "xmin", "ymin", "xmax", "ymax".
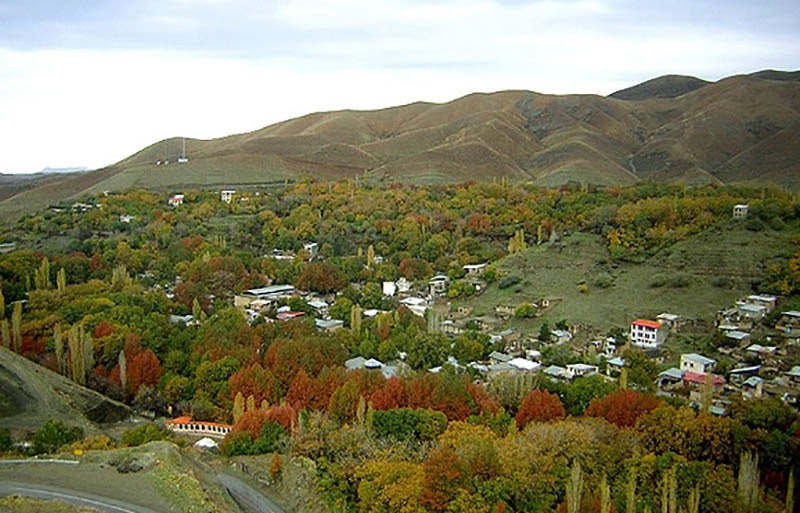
[
  {"xmin": 566, "ymin": 460, "xmax": 583, "ymax": 513},
  {"xmin": 584, "ymin": 389, "xmax": 661, "ymax": 428},
  {"xmin": 127, "ymin": 349, "xmax": 163, "ymax": 393},
  {"xmin": 738, "ymin": 451, "xmax": 760, "ymax": 513},
  {"xmin": 56, "ymin": 267, "xmax": 67, "ymax": 293},
  {"xmin": 118, "ymin": 349, "xmax": 127, "ymax": 390},
  {"xmin": 11, "ymin": 301, "xmax": 21, "ymax": 353},
  {"xmin": 31, "ymin": 419, "xmax": 83, "ymax": 455},
  {"xmin": 421, "ymin": 446, "xmax": 464, "ymax": 512},
  {"xmin": 233, "ymin": 392, "xmax": 245, "ymax": 423},
  {"xmin": 539, "ymin": 322, "xmax": 551, "ymax": 343},
  {"xmin": 516, "ymin": 389, "xmax": 566, "ymax": 429},
  {"xmin": 295, "ymin": 262, "xmax": 346, "ymax": 293}
]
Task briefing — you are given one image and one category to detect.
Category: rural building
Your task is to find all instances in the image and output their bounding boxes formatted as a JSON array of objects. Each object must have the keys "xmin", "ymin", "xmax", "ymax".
[
  {"xmin": 737, "ymin": 302, "xmax": 767, "ymax": 321},
  {"xmin": 429, "ymin": 274, "xmax": 449, "ymax": 296},
  {"xmin": 303, "ymin": 242, "xmax": 319, "ymax": 260},
  {"xmin": 307, "ymin": 299, "xmax": 328, "ymax": 318},
  {"xmin": 566, "ymin": 363, "xmax": 599, "ymax": 378},
  {"xmin": 220, "ymin": 190, "xmax": 235, "ymax": 203},
  {"xmin": 656, "ymin": 312, "xmax": 683, "ymax": 331},
  {"xmin": 382, "ymin": 281, "xmax": 397, "ymax": 297},
  {"xmin": 680, "ymin": 353, "xmax": 716, "ymax": 374},
  {"xmin": 463, "ymin": 263, "xmax": 487, "ymax": 278},
  {"xmin": 551, "ymin": 329, "xmax": 573, "ymax": 344},
  {"xmin": 733, "ymin": 204, "xmax": 749, "ymax": 219},
  {"xmin": 315, "ymin": 318, "xmax": 343, "ymax": 332},
  {"xmin": 606, "ymin": 357, "xmax": 625, "ymax": 376},
  {"xmin": 168, "ymin": 194, "xmax": 184, "ymax": 207},
  {"xmin": 234, "ymin": 285, "xmax": 296, "ymax": 308},
  {"xmin": 725, "ymin": 330, "xmax": 751, "ymax": 345},
  {"xmin": 629, "ymin": 319, "xmax": 668, "ymax": 348},
  {"xmin": 776, "ymin": 311, "xmax": 800, "ymax": 336}
]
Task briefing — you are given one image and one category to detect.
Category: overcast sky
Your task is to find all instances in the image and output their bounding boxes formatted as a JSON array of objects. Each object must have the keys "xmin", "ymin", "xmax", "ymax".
[{"xmin": 0, "ymin": 0, "xmax": 797, "ymax": 174}]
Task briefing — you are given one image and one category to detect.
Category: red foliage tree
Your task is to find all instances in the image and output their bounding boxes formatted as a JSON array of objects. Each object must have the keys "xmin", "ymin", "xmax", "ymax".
[
  {"xmin": 286, "ymin": 369, "xmax": 314, "ymax": 410},
  {"xmin": 264, "ymin": 404, "xmax": 297, "ymax": 432},
  {"xmin": 420, "ymin": 446, "xmax": 465, "ymax": 512},
  {"xmin": 515, "ymin": 389, "xmax": 566, "ymax": 429},
  {"xmin": 233, "ymin": 409, "xmax": 269, "ymax": 439},
  {"xmin": 370, "ymin": 376, "xmax": 406, "ymax": 410},
  {"xmin": 126, "ymin": 349, "xmax": 163, "ymax": 393},
  {"xmin": 228, "ymin": 362, "xmax": 281, "ymax": 406},
  {"xmin": 295, "ymin": 262, "xmax": 346, "ymax": 293},
  {"xmin": 93, "ymin": 321, "xmax": 115, "ymax": 339},
  {"xmin": 584, "ymin": 389, "xmax": 661, "ymax": 428},
  {"xmin": 406, "ymin": 374, "xmax": 473, "ymax": 421}
]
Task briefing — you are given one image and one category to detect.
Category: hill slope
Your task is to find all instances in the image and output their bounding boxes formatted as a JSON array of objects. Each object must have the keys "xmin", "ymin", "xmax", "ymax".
[
  {"xmin": 1, "ymin": 70, "xmax": 799, "ymax": 220},
  {"xmin": 0, "ymin": 347, "xmax": 130, "ymax": 431}
]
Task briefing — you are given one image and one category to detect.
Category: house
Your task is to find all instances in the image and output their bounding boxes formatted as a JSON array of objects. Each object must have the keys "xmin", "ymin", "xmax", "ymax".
[
  {"xmin": 629, "ymin": 319, "xmax": 668, "ymax": 348},
  {"xmin": 745, "ymin": 295, "xmax": 778, "ymax": 313},
  {"xmin": 234, "ymin": 285, "xmax": 296, "ymax": 308},
  {"xmin": 745, "ymin": 344, "xmax": 777, "ymax": 356},
  {"xmin": 725, "ymin": 330, "xmax": 751, "ymax": 345},
  {"xmin": 680, "ymin": 353, "xmax": 716, "ymax": 374},
  {"xmin": 733, "ymin": 204, "xmax": 749, "ymax": 219},
  {"xmin": 656, "ymin": 313, "xmax": 683, "ymax": 331},
  {"xmin": 508, "ymin": 358, "xmax": 541, "ymax": 372},
  {"xmin": 307, "ymin": 299, "xmax": 329, "ymax": 318},
  {"xmin": 606, "ymin": 357, "xmax": 625, "ymax": 376},
  {"xmin": 382, "ymin": 281, "xmax": 397, "ymax": 297},
  {"xmin": 728, "ymin": 365, "xmax": 762, "ymax": 385},
  {"xmin": 315, "ymin": 318, "xmax": 343, "ymax": 332},
  {"xmin": 494, "ymin": 304, "xmax": 515, "ymax": 320},
  {"xmin": 786, "ymin": 366, "xmax": 800, "ymax": 386},
  {"xmin": 345, "ymin": 357, "xmax": 384, "ymax": 371},
  {"xmin": 168, "ymin": 194, "xmax": 184, "ymax": 207},
  {"xmin": 429, "ymin": 275, "xmax": 449, "ymax": 296},
  {"xmin": 488, "ymin": 351, "xmax": 512, "ymax": 365},
  {"xmin": 276, "ymin": 311, "xmax": 305, "ymax": 322},
  {"xmin": 682, "ymin": 371, "xmax": 725, "ymax": 400},
  {"xmin": 119, "ymin": 214, "xmax": 134, "ymax": 223},
  {"xmin": 657, "ymin": 368, "xmax": 685, "ymax": 388},
  {"xmin": 441, "ymin": 320, "xmax": 464, "ymax": 336},
  {"xmin": 737, "ymin": 302, "xmax": 767, "ymax": 321},
  {"xmin": 551, "ymin": 329, "xmax": 573, "ymax": 344},
  {"xmin": 303, "ymin": 242, "xmax": 319, "ymax": 260},
  {"xmin": 742, "ymin": 376, "xmax": 764, "ymax": 399},
  {"xmin": 463, "ymin": 263, "xmax": 487, "ymax": 278},
  {"xmin": 543, "ymin": 365, "xmax": 571, "ymax": 380},
  {"xmin": 566, "ymin": 363, "xmax": 599, "ymax": 378},
  {"xmin": 399, "ymin": 296, "xmax": 427, "ymax": 317},
  {"xmin": 220, "ymin": 190, "xmax": 235, "ymax": 203},
  {"xmin": 396, "ymin": 277, "xmax": 412, "ymax": 293},
  {"xmin": 776, "ymin": 311, "xmax": 800, "ymax": 336}
]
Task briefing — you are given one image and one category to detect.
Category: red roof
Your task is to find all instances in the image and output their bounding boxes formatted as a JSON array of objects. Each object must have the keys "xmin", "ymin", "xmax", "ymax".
[
  {"xmin": 276, "ymin": 311, "xmax": 306, "ymax": 321},
  {"xmin": 165, "ymin": 416, "xmax": 233, "ymax": 430},
  {"xmin": 682, "ymin": 371, "xmax": 725, "ymax": 385},
  {"xmin": 632, "ymin": 319, "xmax": 662, "ymax": 329}
]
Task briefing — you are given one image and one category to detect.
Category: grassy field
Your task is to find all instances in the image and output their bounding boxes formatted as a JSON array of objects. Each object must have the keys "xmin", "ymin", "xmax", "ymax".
[{"xmin": 458, "ymin": 222, "xmax": 795, "ymax": 335}]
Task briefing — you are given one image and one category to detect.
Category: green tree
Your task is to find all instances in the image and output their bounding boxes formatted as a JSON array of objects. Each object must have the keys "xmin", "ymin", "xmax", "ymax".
[{"xmin": 31, "ymin": 419, "xmax": 83, "ymax": 454}]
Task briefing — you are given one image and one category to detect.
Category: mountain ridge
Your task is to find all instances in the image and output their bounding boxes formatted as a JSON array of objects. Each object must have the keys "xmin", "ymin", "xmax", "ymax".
[{"xmin": 1, "ymin": 70, "xmax": 798, "ymax": 221}]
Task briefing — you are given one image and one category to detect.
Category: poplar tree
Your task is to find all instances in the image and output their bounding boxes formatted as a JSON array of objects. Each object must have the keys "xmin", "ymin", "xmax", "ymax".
[{"xmin": 11, "ymin": 301, "xmax": 22, "ymax": 353}]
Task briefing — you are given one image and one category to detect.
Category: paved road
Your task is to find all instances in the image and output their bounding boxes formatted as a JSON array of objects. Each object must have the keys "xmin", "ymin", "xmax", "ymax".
[
  {"xmin": 0, "ymin": 481, "xmax": 164, "ymax": 513},
  {"xmin": 218, "ymin": 473, "xmax": 287, "ymax": 513}
]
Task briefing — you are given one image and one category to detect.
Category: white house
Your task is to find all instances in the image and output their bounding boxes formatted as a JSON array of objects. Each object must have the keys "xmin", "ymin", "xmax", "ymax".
[
  {"xmin": 429, "ymin": 274, "xmax": 449, "ymax": 296},
  {"xmin": 629, "ymin": 319, "xmax": 668, "ymax": 348},
  {"xmin": 551, "ymin": 329, "xmax": 573, "ymax": 344},
  {"xmin": 566, "ymin": 363, "xmax": 599, "ymax": 378},
  {"xmin": 382, "ymin": 281, "xmax": 397, "ymax": 297},
  {"xmin": 733, "ymin": 204, "xmax": 749, "ymax": 219},
  {"xmin": 680, "ymin": 353, "xmax": 716, "ymax": 374},
  {"xmin": 463, "ymin": 263, "xmax": 488, "ymax": 278},
  {"xmin": 168, "ymin": 194, "xmax": 184, "ymax": 207},
  {"xmin": 220, "ymin": 190, "xmax": 236, "ymax": 203}
]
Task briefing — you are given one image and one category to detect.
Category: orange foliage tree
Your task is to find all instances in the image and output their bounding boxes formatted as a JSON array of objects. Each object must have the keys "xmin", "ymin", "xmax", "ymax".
[
  {"xmin": 515, "ymin": 389, "xmax": 566, "ymax": 429},
  {"xmin": 584, "ymin": 389, "xmax": 661, "ymax": 428},
  {"xmin": 228, "ymin": 362, "xmax": 281, "ymax": 407}
]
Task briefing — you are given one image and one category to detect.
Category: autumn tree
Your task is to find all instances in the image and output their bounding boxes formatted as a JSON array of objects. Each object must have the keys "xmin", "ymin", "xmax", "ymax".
[
  {"xmin": 516, "ymin": 389, "xmax": 566, "ymax": 429},
  {"xmin": 584, "ymin": 389, "xmax": 661, "ymax": 428},
  {"xmin": 421, "ymin": 446, "xmax": 465, "ymax": 511}
]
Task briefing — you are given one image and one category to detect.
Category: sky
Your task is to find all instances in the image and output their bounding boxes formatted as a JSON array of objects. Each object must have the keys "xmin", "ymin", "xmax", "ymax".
[{"xmin": 0, "ymin": 0, "xmax": 798, "ymax": 174}]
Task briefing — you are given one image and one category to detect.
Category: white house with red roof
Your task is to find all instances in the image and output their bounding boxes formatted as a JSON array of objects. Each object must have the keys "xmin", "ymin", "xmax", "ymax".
[{"xmin": 629, "ymin": 319, "xmax": 668, "ymax": 348}]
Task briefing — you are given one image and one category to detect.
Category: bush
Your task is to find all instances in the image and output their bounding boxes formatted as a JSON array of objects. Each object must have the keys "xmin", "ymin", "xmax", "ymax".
[
  {"xmin": 0, "ymin": 428, "xmax": 11, "ymax": 452},
  {"xmin": 371, "ymin": 408, "xmax": 447, "ymax": 442},
  {"xmin": 498, "ymin": 275, "xmax": 521, "ymax": 289},
  {"xmin": 514, "ymin": 303, "xmax": 536, "ymax": 318},
  {"xmin": 665, "ymin": 272, "xmax": 692, "ymax": 288},
  {"xmin": 31, "ymin": 420, "xmax": 83, "ymax": 455},
  {"xmin": 121, "ymin": 423, "xmax": 174, "ymax": 447},
  {"xmin": 66, "ymin": 434, "xmax": 115, "ymax": 452}
]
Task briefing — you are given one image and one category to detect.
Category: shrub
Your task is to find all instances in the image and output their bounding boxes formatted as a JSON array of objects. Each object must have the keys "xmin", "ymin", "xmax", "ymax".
[
  {"xmin": 31, "ymin": 419, "xmax": 83, "ymax": 455},
  {"xmin": 67, "ymin": 434, "xmax": 115, "ymax": 452},
  {"xmin": 0, "ymin": 428, "xmax": 11, "ymax": 452},
  {"xmin": 498, "ymin": 275, "xmax": 521, "ymax": 289},
  {"xmin": 121, "ymin": 423, "xmax": 174, "ymax": 447},
  {"xmin": 514, "ymin": 303, "xmax": 536, "ymax": 318}
]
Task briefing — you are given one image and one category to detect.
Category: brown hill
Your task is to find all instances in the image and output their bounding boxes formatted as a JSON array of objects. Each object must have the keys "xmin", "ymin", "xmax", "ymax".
[{"xmin": 1, "ymin": 71, "xmax": 799, "ymax": 220}]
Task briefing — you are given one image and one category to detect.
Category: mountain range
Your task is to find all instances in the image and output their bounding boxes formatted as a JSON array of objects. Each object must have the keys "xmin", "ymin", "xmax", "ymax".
[{"xmin": 1, "ymin": 70, "xmax": 799, "ymax": 220}]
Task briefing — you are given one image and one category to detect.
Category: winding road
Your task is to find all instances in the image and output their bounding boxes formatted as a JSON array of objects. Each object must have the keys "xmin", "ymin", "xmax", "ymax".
[{"xmin": 0, "ymin": 481, "xmax": 163, "ymax": 513}]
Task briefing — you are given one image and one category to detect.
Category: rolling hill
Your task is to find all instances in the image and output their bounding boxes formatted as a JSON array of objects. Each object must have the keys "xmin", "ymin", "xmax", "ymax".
[
  {"xmin": 1, "ymin": 70, "xmax": 799, "ymax": 220},
  {"xmin": 0, "ymin": 346, "xmax": 130, "ymax": 432}
]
